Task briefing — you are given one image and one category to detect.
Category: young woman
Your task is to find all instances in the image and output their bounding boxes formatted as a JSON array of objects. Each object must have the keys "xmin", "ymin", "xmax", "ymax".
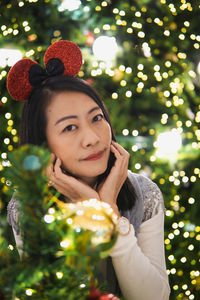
[{"xmin": 7, "ymin": 41, "xmax": 170, "ymax": 300}]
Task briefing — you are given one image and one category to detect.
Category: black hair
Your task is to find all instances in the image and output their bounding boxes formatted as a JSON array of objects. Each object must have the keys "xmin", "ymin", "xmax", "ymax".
[{"xmin": 20, "ymin": 76, "xmax": 136, "ymax": 211}]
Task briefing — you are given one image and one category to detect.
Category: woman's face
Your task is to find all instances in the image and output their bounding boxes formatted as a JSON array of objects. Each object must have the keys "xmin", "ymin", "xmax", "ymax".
[{"xmin": 45, "ymin": 91, "xmax": 112, "ymax": 185}]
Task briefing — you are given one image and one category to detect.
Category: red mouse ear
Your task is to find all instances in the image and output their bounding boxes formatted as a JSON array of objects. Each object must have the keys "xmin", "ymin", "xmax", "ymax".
[
  {"xmin": 44, "ymin": 40, "xmax": 82, "ymax": 77},
  {"xmin": 7, "ymin": 59, "xmax": 38, "ymax": 101}
]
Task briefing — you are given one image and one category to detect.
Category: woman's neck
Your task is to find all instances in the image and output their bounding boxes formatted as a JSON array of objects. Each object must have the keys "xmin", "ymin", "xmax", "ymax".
[{"xmin": 79, "ymin": 176, "xmax": 98, "ymax": 189}]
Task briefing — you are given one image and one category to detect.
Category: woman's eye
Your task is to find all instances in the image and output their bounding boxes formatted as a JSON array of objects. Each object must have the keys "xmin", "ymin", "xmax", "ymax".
[
  {"xmin": 93, "ymin": 114, "xmax": 104, "ymax": 122},
  {"xmin": 63, "ymin": 124, "xmax": 76, "ymax": 132}
]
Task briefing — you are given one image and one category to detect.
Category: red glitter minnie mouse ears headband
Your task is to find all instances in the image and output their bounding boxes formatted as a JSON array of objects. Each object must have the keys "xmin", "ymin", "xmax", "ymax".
[{"xmin": 7, "ymin": 40, "xmax": 83, "ymax": 101}]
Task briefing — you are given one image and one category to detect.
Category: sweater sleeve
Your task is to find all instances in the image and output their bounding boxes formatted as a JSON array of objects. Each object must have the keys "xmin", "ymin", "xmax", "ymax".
[
  {"xmin": 7, "ymin": 197, "xmax": 23, "ymax": 258},
  {"xmin": 110, "ymin": 212, "xmax": 170, "ymax": 300}
]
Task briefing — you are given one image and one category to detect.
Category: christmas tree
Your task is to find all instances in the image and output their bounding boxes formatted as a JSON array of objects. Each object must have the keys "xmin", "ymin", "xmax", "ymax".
[
  {"xmin": 1, "ymin": 144, "xmax": 119, "ymax": 299},
  {"xmin": 0, "ymin": 0, "xmax": 200, "ymax": 299}
]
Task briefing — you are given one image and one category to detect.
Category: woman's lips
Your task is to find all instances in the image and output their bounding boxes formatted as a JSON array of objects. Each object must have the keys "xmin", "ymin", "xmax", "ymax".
[{"xmin": 84, "ymin": 150, "xmax": 104, "ymax": 161}]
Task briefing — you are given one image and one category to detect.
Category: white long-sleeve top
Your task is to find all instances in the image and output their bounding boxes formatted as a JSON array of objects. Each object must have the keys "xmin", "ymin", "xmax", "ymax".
[{"xmin": 110, "ymin": 211, "xmax": 170, "ymax": 300}]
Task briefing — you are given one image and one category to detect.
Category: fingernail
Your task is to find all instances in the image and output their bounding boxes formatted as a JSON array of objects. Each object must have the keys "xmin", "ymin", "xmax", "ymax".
[{"xmin": 57, "ymin": 158, "xmax": 61, "ymax": 164}]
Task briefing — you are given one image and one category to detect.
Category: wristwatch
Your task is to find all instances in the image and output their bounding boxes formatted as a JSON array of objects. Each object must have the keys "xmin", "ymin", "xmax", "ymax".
[{"xmin": 117, "ymin": 216, "xmax": 131, "ymax": 236}]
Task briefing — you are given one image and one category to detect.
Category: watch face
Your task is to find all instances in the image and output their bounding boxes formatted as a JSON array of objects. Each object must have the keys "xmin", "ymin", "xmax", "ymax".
[{"xmin": 118, "ymin": 217, "xmax": 130, "ymax": 235}]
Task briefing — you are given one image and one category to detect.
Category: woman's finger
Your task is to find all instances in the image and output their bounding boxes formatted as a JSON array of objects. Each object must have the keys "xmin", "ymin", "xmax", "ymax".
[
  {"xmin": 50, "ymin": 153, "xmax": 55, "ymax": 163},
  {"xmin": 54, "ymin": 158, "xmax": 63, "ymax": 177},
  {"xmin": 111, "ymin": 141, "xmax": 130, "ymax": 157},
  {"xmin": 46, "ymin": 154, "xmax": 55, "ymax": 177},
  {"xmin": 111, "ymin": 141, "xmax": 123, "ymax": 155},
  {"xmin": 110, "ymin": 144, "xmax": 121, "ymax": 159},
  {"xmin": 110, "ymin": 144, "xmax": 129, "ymax": 168}
]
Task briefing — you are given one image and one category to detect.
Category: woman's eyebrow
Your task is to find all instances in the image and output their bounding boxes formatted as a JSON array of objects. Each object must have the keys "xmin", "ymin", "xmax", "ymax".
[{"xmin": 55, "ymin": 106, "xmax": 101, "ymax": 125}]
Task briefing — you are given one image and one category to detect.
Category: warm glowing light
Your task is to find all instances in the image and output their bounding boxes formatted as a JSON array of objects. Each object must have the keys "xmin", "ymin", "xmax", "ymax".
[
  {"xmin": 48, "ymin": 207, "xmax": 55, "ymax": 214},
  {"xmin": 142, "ymin": 42, "xmax": 151, "ymax": 57},
  {"xmin": 132, "ymin": 145, "xmax": 138, "ymax": 152},
  {"xmin": 135, "ymin": 163, "xmax": 141, "ymax": 170},
  {"xmin": 126, "ymin": 90, "xmax": 132, "ymax": 97},
  {"xmin": 60, "ymin": 239, "xmax": 70, "ymax": 248},
  {"xmin": 43, "ymin": 214, "xmax": 55, "ymax": 223},
  {"xmin": 92, "ymin": 36, "xmax": 118, "ymax": 61},
  {"xmin": 56, "ymin": 272, "xmax": 63, "ymax": 279},
  {"xmin": 8, "ymin": 244, "xmax": 14, "ymax": 250},
  {"xmin": 132, "ymin": 130, "xmax": 138, "ymax": 136},
  {"xmin": 58, "ymin": 0, "xmax": 81, "ymax": 11},
  {"xmin": 25, "ymin": 289, "xmax": 33, "ymax": 296},
  {"xmin": 113, "ymin": 8, "xmax": 119, "ymax": 14},
  {"xmin": 66, "ymin": 218, "xmax": 73, "ymax": 224},
  {"xmin": 112, "ymin": 92, "xmax": 118, "ymax": 99},
  {"xmin": 0, "ymin": 49, "xmax": 22, "ymax": 67},
  {"xmin": 155, "ymin": 130, "xmax": 182, "ymax": 158},
  {"xmin": 122, "ymin": 129, "xmax": 129, "ymax": 136}
]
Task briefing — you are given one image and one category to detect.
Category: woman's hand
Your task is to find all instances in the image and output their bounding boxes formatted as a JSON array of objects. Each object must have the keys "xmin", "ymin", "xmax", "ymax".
[
  {"xmin": 46, "ymin": 141, "xmax": 130, "ymax": 216},
  {"xmin": 97, "ymin": 141, "xmax": 130, "ymax": 216},
  {"xmin": 46, "ymin": 154, "xmax": 100, "ymax": 202}
]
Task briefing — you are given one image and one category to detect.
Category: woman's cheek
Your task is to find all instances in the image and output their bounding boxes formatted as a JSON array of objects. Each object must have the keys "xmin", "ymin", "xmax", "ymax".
[{"xmin": 106, "ymin": 123, "xmax": 112, "ymax": 145}]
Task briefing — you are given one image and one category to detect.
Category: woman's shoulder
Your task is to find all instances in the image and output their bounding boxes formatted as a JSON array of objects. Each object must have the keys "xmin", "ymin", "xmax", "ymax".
[
  {"xmin": 127, "ymin": 170, "xmax": 161, "ymax": 194},
  {"xmin": 128, "ymin": 170, "xmax": 160, "ymax": 189},
  {"xmin": 128, "ymin": 170, "xmax": 166, "ymax": 222}
]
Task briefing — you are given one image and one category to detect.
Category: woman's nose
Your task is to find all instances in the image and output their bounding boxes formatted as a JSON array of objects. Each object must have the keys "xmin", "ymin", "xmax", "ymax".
[{"xmin": 81, "ymin": 127, "xmax": 100, "ymax": 148}]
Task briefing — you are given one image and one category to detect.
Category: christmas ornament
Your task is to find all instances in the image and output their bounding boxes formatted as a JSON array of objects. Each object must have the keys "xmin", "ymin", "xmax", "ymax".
[
  {"xmin": 22, "ymin": 155, "xmax": 41, "ymax": 171},
  {"xmin": 87, "ymin": 286, "xmax": 101, "ymax": 299},
  {"xmin": 56, "ymin": 198, "xmax": 118, "ymax": 247},
  {"xmin": 85, "ymin": 30, "xmax": 95, "ymax": 45},
  {"xmin": 99, "ymin": 294, "xmax": 119, "ymax": 300},
  {"xmin": 87, "ymin": 286, "xmax": 119, "ymax": 300},
  {"xmin": 85, "ymin": 78, "xmax": 93, "ymax": 85}
]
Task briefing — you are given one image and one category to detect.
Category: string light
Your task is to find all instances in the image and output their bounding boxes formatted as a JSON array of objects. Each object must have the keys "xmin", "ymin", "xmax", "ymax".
[
  {"xmin": 122, "ymin": 129, "xmax": 129, "ymax": 136},
  {"xmin": 43, "ymin": 214, "xmax": 55, "ymax": 224},
  {"xmin": 56, "ymin": 272, "xmax": 63, "ymax": 279},
  {"xmin": 25, "ymin": 289, "xmax": 33, "ymax": 296},
  {"xmin": 60, "ymin": 239, "xmax": 70, "ymax": 248},
  {"xmin": 0, "ymin": 1, "xmax": 199, "ymax": 298}
]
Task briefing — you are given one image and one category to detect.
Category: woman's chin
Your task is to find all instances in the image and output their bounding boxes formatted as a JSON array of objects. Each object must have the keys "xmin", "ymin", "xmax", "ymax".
[{"xmin": 77, "ymin": 167, "xmax": 107, "ymax": 183}]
